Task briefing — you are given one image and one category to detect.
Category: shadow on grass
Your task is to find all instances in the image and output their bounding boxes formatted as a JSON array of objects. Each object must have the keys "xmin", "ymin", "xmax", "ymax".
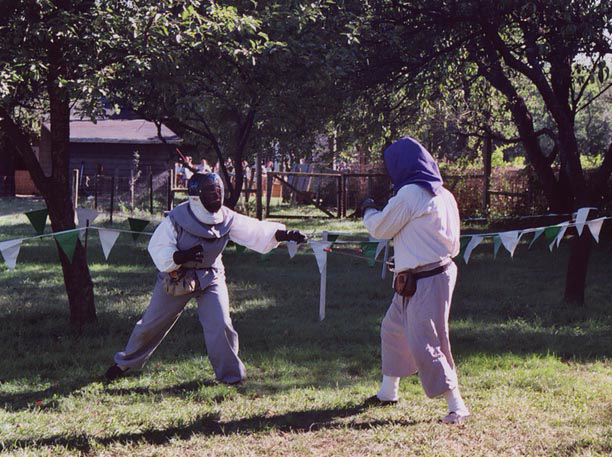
[{"xmin": 0, "ymin": 402, "xmax": 420, "ymax": 453}]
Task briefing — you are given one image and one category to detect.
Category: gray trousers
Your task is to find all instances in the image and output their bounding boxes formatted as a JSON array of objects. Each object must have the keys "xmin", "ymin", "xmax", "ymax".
[
  {"xmin": 114, "ymin": 271, "xmax": 246, "ymax": 384},
  {"xmin": 381, "ymin": 259, "xmax": 458, "ymax": 398}
]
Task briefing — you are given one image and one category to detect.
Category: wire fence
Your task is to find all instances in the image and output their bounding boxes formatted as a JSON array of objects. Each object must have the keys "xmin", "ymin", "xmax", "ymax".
[{"xmin": 30, "ymin": 166, "xmax": 575, "ymax": 221}]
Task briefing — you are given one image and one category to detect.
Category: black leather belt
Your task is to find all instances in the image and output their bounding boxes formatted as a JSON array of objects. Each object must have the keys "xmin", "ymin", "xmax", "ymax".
[{"xmin": 412, "ymin": 262, "xmax": 450, "ymax": 280}]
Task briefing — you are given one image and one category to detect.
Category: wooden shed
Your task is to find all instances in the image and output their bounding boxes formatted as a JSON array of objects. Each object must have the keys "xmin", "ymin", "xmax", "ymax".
[{"xmin": 38, "ymin": 119, "xmax": 181, "ymax": 179}]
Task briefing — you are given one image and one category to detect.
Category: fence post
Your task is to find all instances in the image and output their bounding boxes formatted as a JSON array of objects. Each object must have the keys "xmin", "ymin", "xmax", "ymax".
[
  {"xmin": 343, "ymin": 174, "xmax": 348, "ymax": 218},
  {"xmin": 319, "ymin": 231, "xmax": 328, "ymax": 321},
  {"xmin": 256, "ymin": 151, "xmax": 263, "ymax": 220},
  {"xmin": 110, "ymin": 174, "xmax": 115, "ymax": 224},
  {"xmin": 94, "ymin": 174, "xmax": 98, "ymax": 210},
  {"xmin": 149, "ymin": 171, "xmax": 154, "ymax": 215},
  {"xmin": 72, "ymin": 168, "xmax": 79, "ymax": 209},
  {"xmin": 336, "ymin": 175, "xmax": 342, "ymax": 218},
  {"xmin": 482, "ymin": 133, "xmax": 492, "ymax": 219},
  {"xmin": 265, "ymin": 172, "xmax": 273, "ymax": 218},
  {"xmin": 167, "ymin": 169, "xmax": 173, "ymax": 211}
]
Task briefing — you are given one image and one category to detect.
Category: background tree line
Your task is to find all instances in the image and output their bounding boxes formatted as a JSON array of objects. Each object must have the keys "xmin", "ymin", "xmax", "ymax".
[{"xmin": 1, "ymin": 0, "xmax": 610, "ymax": 324}]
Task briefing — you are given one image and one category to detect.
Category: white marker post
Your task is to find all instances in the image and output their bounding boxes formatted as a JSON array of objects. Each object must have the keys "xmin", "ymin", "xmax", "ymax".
[{"xmin": 319, "ymin": 231, "xmax": 328, "ymax": 321}]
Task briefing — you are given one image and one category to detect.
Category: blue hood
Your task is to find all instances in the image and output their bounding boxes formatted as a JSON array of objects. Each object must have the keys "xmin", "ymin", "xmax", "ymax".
[{"xmin": 383, "ymin": 137, "xmax": 443, "ymax": 195}]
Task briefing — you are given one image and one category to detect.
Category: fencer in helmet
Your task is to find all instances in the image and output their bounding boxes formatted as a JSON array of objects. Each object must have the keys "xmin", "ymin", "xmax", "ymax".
[
  {"xmin": 187, "ymin": 172, "xmax": 225, "ymax": 224},
  {"xmin": 106, "ymin": 171, "xmax": 306, "ymax": 385}
]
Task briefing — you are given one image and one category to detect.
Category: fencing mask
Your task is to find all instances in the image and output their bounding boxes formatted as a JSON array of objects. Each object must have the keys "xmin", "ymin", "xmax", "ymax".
[{"xmin": 187, "ymin": 173, "xmax": 224, "ymax": 224}]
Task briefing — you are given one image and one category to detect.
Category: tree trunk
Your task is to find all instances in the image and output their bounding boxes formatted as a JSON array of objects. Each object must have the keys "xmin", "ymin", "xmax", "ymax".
[
  {"xmin": 563, "ymin": 229, "xmax": 592, "ymax": 305},
  {"xmin": 46, "ymin": 71, "xmax": 97, "ymax": 325},
  {"xmin": 47, "ymin": 193, "xmax": 96, "ymax": 324}
]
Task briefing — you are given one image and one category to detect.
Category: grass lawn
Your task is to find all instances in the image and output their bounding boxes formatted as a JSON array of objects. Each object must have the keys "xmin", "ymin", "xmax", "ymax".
[{"xmin": 0, "ymin": 197, "xmax": 611, "ymax": 456}]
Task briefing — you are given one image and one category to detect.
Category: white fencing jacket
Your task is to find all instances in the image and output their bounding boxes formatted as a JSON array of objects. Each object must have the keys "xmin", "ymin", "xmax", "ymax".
[{"xmin": 364, "ymin": 184, "xmax": 460, "ymax": 273}]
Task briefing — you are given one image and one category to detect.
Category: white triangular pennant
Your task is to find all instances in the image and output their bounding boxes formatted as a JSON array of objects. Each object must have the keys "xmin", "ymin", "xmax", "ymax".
[
  {"xmin": 287, "ymin": 241, "xmax": 299, "ymax": 259},
  {"xmin": 555, "ymin": 222, "xmax": 569, "ymax": 248},
  {"xmin": 0, "ymin": 239, "xmax": 23, "ymax": 271},
  {"xmin": 76, "ymin": 208, "xmax": 99, "ymax": 240},
  {"xmin": 463, "ymin": 235, "xmax": 483, "ymax": 264},
  {"xmin": 499, "ymin": 230, "xmax": 522, "ymax": 257},
  {"xmin": 587, "ymin": 218, "xmax": 605, "ymax": 243},
  {"xmin": 98, "ymin": 228, "xmax": 120, "ymax": 260},
  {"xmin": 375, "ymin": 240, "xmax": 388, "ymax": 259},
  {"xmin": 76, "ymin": 208, "xmax": 99, "ymax": 228},
  {"xmin": 574, "ymin": 208, "xmax": 591, "ymax": 236},
  {"xmin": 309, "ymin": 240, "xmax": 331, "ymax": 274}
]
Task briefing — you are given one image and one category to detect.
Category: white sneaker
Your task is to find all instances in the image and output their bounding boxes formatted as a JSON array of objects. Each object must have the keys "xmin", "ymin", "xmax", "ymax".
[{"xmin": 440, "ymin": 411, "xmax": 471, "ymax": 424}]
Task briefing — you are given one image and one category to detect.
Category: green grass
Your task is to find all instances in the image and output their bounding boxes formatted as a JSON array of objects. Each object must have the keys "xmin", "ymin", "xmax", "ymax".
[{"xmin": 1, "ymin": 197, "xmax": 611, "ymax": 456}]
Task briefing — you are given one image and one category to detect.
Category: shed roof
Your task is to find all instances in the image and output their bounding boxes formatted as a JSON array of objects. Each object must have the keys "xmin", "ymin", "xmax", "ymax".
[{"xmin": 44, "ymin": 119, "xmax": 181, "ymax": 144}]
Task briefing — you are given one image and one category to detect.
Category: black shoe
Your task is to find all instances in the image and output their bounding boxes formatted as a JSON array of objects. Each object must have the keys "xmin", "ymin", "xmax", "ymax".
[
  {"xmin": 363, "ymin": 395, "xmax": 398, "ymax": 407},
  {"xmin": 105, "ymin": 364, "xmax": 128, "ymax": 381}
]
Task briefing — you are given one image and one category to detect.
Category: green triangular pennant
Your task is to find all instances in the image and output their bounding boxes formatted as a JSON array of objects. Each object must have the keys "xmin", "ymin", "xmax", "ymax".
[
  {"xmin": 544, "ymin": 225, "xmax": 561, "ymax": 242},
  {"xmin": 493, "ymin": 236, "xmax": 502, "ymax": 259},
  {"xmin": 235, "ymin": 244, "xmax": 246, "ymax": 255},
  {"xmin": 25, "ymin": 209, "xmax": 48, "ymax": 235},
  {"xmin": 360, "ymin": 241, "xmax": 378, "ymax": 267},
  {"xmin": 128, "ymin": 218, "xmax": 150, "ymax": 241},
  {"xmin": 528, "ymin": 228, "xmax": 545, "ymax": 249},
  {"xmin": 327, "ymin": 234, "xmax": 340, "ymax": 245},
  {"xmin": 456, "ymin": 236, "xmax": 469, "ymax": 259},
  {"xmin": 54, "ymin": 231, "xmax": 79, "ymax": 263}
]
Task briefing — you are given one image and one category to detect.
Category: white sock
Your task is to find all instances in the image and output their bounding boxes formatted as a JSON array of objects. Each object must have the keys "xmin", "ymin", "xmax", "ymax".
[
  {"xmin": 444, "ymin": 387, "xmax": 469, "ymax": 415},
  {"xmin": 376, "ymin": 375, "xmax": 399, "ymax": 401}
]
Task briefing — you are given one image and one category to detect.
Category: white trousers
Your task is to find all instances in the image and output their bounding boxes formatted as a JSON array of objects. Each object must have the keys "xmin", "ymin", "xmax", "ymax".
[{"xmin": 381, "ymin": 260, "xmax": 458, "ymax": 398}]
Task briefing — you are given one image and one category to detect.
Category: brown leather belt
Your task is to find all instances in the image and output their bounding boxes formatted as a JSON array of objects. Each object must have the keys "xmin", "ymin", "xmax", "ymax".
[
  {"xmin": 394, "ymin": 262, "xmax": 451, "ymax": 298},
  {"xmin": 412, "ymin": 263, "xmax": 450, "ymax": 279}
]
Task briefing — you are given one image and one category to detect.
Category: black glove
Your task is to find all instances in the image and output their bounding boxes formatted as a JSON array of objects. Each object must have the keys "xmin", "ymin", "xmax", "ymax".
[
  {"xmin": 360, "ymin": 198, "xmax": 377, "ymax": 215},
  {"xmin": 173, "ymin": 245, "xmax": 204, "ymax": 264},
  {"xmin": 275, "ymin": 230, "xmax": 307, "ymax": 244}
]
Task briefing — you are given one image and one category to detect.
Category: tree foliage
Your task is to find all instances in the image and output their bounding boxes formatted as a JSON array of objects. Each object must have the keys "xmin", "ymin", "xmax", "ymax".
[{"xmin": 349, "ymin": 0, "xmax": 612, "ymax": 304}]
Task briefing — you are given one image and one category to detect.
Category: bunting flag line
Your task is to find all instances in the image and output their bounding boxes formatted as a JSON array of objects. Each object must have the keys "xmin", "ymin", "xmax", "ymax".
[
  {"xmin": 98, "ymin": 228, "xmax": 121, "ymax": 260},
  {"xmin": 54, "ymin": 231, "xmax": 79, "ymax": 263},
  {"xmin": 0, "ymin": 239, "xmax": 22, "ymax": 271},
  {"xmin": 25, "ymin": 208, "xmax": 48, "ymax": 235},
  {"xmin": 127, "ymin": 218, "xmax": 150, "ymax": 241},
  {"xmin": 0, "ymin": 207, "xmax": 610, "ymax": 273}
]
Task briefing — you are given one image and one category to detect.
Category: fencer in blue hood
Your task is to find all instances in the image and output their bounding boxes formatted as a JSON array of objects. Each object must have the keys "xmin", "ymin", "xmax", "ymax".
[
  {"xmin": 362, "ymin": 137, "xmax": 469, "ymax": 424},
  {"xmin": 383, "ymin": 137, "xmax": 443, "ymax": 196}
]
